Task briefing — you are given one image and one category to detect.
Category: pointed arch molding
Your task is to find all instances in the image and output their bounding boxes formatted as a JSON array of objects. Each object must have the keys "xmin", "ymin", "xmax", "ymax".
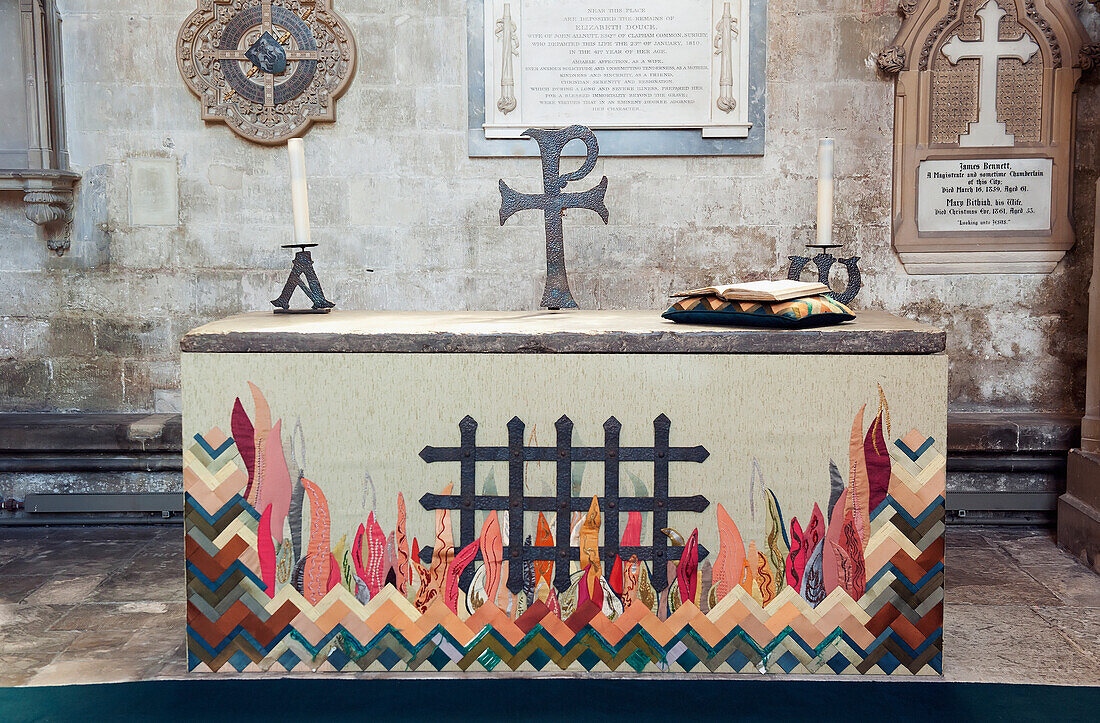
[{"xmin": 878, "ymin": 0, "xmax": 1092, "ymax": 274}]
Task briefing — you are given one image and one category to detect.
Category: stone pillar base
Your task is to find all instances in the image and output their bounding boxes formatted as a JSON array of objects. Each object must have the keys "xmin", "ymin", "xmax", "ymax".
[{"xmin": 1058, "ymin": 449, "xmax": 1100, "ymax": 574}]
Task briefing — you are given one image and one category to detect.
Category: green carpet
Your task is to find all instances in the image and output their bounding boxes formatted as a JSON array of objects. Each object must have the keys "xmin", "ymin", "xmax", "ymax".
[{"xmin": 2, "ymin": 679, "xmax": 1097, "ymax": 722}]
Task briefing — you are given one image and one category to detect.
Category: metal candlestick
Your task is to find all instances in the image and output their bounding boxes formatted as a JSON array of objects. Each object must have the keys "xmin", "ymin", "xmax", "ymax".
[
  {"xmin": 271, "ymin": 243, "xmax": 339, "ymax": 314},
  {"xmin": 787, "ymin": 242, "xmax": 862, "ymax": 305}
]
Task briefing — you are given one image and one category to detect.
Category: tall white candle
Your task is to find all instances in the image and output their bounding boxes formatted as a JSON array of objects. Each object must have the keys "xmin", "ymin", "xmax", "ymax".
[
  {"xmin": 287, "ymin": 138, "xmax": 311, "ymax": 245},
  {"xmin": 816, "ymin": 138, "xmax": 835, "ymax": 246}
]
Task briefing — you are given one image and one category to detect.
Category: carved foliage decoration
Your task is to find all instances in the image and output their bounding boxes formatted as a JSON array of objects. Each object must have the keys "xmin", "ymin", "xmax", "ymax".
[
  {"xmin": 877, "ymin": 46, "xmax": 907, "ymax": 73},
  {"xmin": 176, "ymin": 0, "xmax": 357, "ymax": 145},
  {"xmin": 1081, "ymin": 42, "xmax": 1100, "ymax": 71},
  {"xmin": 24, "ymin": 188, "xmax": 72, "ymax": 256}
]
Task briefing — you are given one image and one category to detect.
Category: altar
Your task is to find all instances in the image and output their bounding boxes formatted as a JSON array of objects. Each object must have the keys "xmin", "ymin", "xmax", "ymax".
[{"xmin": 181, "ymin": 310, "xmax": 947, "ymax": 675}]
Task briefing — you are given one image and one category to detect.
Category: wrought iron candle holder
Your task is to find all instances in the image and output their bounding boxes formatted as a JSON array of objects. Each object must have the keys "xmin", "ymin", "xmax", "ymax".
[
  {"xmin": 787, "ymin": 242, "xmax": 862, "ymax": 305},
  {"xmin": 271, "ymin": 243, "xmax": 339, "ymax": 314}
]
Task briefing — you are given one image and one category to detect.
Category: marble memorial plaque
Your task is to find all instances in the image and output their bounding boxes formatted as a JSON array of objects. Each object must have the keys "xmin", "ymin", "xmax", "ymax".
[
  {"xmin": 917, "ymin": 158, "xmax": 1053, "ymax": 233},
  {"xmin": 520, "ymin": 2, "xmax": 711, "ymax": 127},
  {"xmin": 878, "ymin": 0, "xmax": 1091, "ymax": 274},
  {"xmin": 482, "ymin": 0, "xmax": 752, "ymax": 140}
]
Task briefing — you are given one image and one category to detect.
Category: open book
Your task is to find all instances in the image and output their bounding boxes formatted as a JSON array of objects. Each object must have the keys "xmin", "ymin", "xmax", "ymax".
[{"xmin": 672, "ymin": 280, "xmax": 831, "ymax": 302}]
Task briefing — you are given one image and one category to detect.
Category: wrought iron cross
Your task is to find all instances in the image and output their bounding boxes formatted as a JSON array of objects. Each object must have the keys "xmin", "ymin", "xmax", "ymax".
[{"xmin": 499, "ymin": 126, "xmax": 609, "ymax": 310}]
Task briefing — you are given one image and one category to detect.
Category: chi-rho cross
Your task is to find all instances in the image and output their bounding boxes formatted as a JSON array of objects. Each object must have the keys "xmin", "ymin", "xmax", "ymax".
[
  {"xmin": 942, "ymin": 0, "xmax": 1039, "ymax": 147},
  {"xmin": 498, "ymin": 126, "xmax": 609, "ymax": 310}
]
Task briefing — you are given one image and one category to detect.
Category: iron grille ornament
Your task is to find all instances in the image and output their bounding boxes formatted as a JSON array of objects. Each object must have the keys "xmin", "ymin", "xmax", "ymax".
[{"xmin": 419, "ymin": 414, "xmax": 710, "ymax": 594}]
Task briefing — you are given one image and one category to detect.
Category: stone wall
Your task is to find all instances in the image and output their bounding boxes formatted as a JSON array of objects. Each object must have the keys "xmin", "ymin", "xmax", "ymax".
[{"xmin": 0, "ymin": 0, "xmax": 1097, "ymax": 415}]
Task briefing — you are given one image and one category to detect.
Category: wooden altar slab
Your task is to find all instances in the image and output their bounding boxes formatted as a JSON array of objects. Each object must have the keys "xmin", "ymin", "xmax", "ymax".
[{"xmin": 181, "ymin": 311, "xmax": 947, "ymax": 676}]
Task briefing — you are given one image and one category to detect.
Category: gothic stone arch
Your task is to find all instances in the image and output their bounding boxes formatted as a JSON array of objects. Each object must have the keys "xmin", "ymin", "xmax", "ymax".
[{"xmin": 878, "ymin": 0, "xmax": 1092, "ymax": 274}]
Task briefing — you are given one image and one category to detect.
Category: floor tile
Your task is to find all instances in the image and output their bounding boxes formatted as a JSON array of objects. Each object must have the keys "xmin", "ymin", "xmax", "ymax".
[
  {"xmin": 52, "ymin": 527, "xmax": 165, "ymax": 542},
  {"xmin": 944, "ymin": 603, "xmax": 1100, "ymax": 685},
  {"xmin": 978, "ymin": 527, "xmax": 1051, "ymax": 543},
  {"xmin": 62, "ymin": 629, "xmax": 139, "ymax": 656},
  {"xmin": 0, "ymin": 542, "xmax": 143, "ymax": 578},
  {"xmin": 149, "ymin": 642, "xmax": 189, "ymax": 679},
  {"xmin": 945, "ymin": 544, "xmax": 1061, "ymax": 606},
  {"xmin": 1032, "ymin": 606, "xmax": 1100, "ymax": 665},
  {"xmin": 0, "ymin": 604, "xmax": 75, "ymax": 639},
  {"xmin": 120, "ymin": 629, "xmax": 182, "ymax": 669},
  {"xmin": 944, "ymin": 528, "xmax": 994, "ymax": 549},
  {"xmin": 0, "ymin": 574, "xmax": 50, "ymax": 603},
  {"xmin": 0, "ymin": 630, "xmax": 79, "ymax": 657},
  {"xmin": 0, "ymin": 542, "xmax": 41, "ymax": 566},
  {"xmin": 0, "ymin": 650, "xmax": 65, "ymax": 687},
  {"xmin": 0, "ymin": 543, "xmax": 46, "ymax": 573},
  {"xmin": 50, "ymin": 602, "xmax": 178, "ymax": 632},
  {"xmin": 994, "ymin": 533, "xmax": 1100, "ymax": 607},
  {"xmin": 26, "ymin": 658, "xmax": 155, "ymax": 687},
  {"xmin": 134, "ymin": 602, "xmax": 186, "ymax": 634},
  {"xmin": 0, "ymin": 527, "xmax": 162, "ymax": 544},
  {"xmin": 0, "ymin": 528, "xmax": 55, "ymax": 542},
  {"xmin": 88, "ymin": 566, "xmax": 184, "ymax": 604},
  {"xmin": 22, "ymin": 573, "xmax": 108, "ymax": 605}
]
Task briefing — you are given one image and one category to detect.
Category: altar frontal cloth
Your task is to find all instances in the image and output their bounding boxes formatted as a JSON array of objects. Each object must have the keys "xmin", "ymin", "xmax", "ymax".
[{"xmin": 181, "ymin": 311, "xmax": 947, "ymax": 675}]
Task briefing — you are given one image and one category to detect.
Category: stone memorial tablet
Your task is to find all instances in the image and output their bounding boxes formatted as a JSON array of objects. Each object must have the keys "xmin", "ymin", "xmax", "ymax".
[
  {"xmin": 470, "ymin": 0, "xmax": 765, "ymax": 156},
  {"xmin": 878, "ymin": 0, "xmax": 1092, "ymax": 274},
  {"xmin": 917, "ymin": 158, "xmax": 1053, "ymax": 233},
  {"xmin": 129, "ymin": 158, "xmax": 179, "ymax": 227}
]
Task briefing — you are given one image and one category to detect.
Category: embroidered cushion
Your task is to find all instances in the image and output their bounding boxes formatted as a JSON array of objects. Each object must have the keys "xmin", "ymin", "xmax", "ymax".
[{"xmin": 662, "ymin": 294, "xmax": 856, "ymax": 328}]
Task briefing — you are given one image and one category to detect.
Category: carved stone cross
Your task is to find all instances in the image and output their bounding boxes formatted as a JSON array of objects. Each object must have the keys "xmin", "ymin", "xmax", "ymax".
[
  {"xmin": 499, "ymin": 126, "xmax": 609, "ymax": 310},
  {"xmin": 941, "ymin": 0, "xmax": 1039, "ymax": 147}
]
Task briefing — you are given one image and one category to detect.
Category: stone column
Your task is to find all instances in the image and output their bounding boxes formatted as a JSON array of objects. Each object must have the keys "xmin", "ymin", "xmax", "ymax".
[
  {"xmin": 1059, "ymin": 178, "xmax": 1100, "ymax": 573},
  {"xmin": 1083, "ymin": 179, "xmax": 1100, "ymax": 454}
]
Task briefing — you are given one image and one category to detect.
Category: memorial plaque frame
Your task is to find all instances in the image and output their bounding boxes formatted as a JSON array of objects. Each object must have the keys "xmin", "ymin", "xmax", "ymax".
[
  {"xmin": 878, "ymin": 0, "xmax": 1091, "ymax": 274},
  {"xmin": 467, "ymin": 0, "xmax": 767, "ymax": 157}
]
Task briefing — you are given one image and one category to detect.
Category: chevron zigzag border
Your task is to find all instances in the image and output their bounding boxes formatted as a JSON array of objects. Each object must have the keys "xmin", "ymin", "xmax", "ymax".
[{"xmin": 185, "ymin": 422, "xmax": 945, "ymax": 676}]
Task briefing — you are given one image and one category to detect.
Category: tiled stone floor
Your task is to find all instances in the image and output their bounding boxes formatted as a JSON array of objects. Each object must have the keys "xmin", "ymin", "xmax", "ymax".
[{"xmin": 0, "ymin": 524, "xmax": 1098, "ymax": 687}]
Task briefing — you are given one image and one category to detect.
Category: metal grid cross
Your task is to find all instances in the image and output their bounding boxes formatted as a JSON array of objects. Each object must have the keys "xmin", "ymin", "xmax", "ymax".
[{"xmin": 419, "ymin": 414, "xmax": 711, "ymax": 594}]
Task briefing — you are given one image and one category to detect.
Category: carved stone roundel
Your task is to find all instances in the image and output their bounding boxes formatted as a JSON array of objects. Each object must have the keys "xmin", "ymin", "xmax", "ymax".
[{"xmin": 176, "ymin": 0, "xmax": 357, "ymax": 145}]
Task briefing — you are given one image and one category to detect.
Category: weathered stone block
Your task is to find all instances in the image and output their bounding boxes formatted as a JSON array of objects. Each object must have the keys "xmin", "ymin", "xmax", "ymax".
[{"xmin": 0, "ymin": 361, "xmax": 50, "ymax": 411}]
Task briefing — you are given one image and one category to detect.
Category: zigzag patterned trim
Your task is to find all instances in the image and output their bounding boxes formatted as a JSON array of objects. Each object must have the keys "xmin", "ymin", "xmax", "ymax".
[{"xmin": 185, "ymin": 427, "xmax": 944, "ymax": 675}]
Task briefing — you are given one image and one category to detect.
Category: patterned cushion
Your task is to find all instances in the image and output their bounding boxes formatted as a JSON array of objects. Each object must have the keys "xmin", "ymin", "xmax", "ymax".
[{"xmin": 662, "ymin": 294, "xmax": 856, "ymax": 328}]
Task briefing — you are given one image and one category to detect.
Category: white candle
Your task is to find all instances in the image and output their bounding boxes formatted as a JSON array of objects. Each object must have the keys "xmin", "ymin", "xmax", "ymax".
[
  {"xmin": 816, "ymin": 137, "xmax": 835, "ymax": 246},
  {"xmin": 287, "ymin": 138, "xmax": 311, "ymax": 245}
]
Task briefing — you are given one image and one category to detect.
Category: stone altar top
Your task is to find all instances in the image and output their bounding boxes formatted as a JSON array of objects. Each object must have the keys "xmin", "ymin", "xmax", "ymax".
[{"xmin": 181, "ymin": 310, "xmax": 944, "ymax": 355}]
